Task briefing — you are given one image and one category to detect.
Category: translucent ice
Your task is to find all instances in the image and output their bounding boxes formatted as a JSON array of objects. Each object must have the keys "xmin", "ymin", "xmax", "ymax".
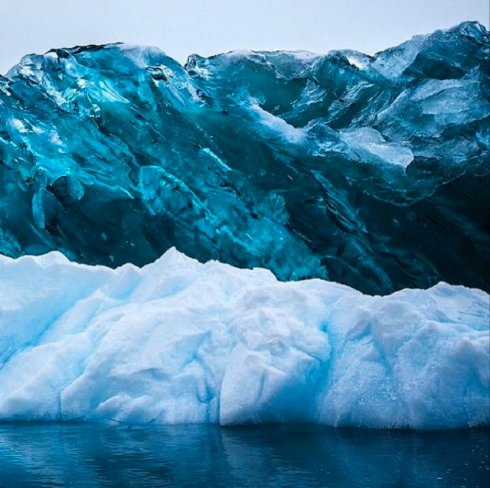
[
  {"xmin": 0, "ymin": 250, "xmax": 488, "ymax": 428},
  {"xmin": 0, "ymin": 22, "xmax": 489, "ymax": 294}
]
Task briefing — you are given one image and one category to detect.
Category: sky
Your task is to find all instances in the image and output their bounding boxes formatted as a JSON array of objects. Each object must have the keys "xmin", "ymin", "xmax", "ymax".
[{"xmin": 0, "ymin": 0, "xmax": 488, "ymax": 74}]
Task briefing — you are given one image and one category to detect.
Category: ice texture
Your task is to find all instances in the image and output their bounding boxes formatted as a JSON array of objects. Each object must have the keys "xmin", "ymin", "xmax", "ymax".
[
  {"xmin": 0, "ymin": 249, "xmax": 488, "ymax": 428},
  {"xmin": 0, "ymin": 22, "xmax": 489, "ymax": 294}
]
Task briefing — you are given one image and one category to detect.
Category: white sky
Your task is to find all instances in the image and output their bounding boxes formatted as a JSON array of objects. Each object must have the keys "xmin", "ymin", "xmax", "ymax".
[{"xmin": 0, "ymin": 0, "xmax": 488, "ymax": 74}]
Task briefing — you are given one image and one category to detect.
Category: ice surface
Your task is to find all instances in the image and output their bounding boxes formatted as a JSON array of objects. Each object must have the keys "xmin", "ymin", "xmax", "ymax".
[
  {"xmin": 0, "ymin": 249, "xmax": 488, "ymax": 428},
  {"xmin": 339, "ymin": 128, "xmax": 414, "ymax": 169},
  {"xmin": 0, "ymin": 22, "xmax": 489, "ymax": 294}
]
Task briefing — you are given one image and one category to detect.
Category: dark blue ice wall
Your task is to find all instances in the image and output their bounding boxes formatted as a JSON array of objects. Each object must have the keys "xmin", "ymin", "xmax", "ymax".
[{"xmin": 0, "ymin": 22, "xmax": 488, "ymax": 294}]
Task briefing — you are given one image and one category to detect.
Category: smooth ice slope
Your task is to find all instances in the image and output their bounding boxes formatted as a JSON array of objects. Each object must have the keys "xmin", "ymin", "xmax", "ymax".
[
  {"xmin": 0, "ymin": 22, "xmax": 489, "ymax": 294},
  {"xmin": 0, "ymin": 250, "xmax": 488, "ymax": 428}
]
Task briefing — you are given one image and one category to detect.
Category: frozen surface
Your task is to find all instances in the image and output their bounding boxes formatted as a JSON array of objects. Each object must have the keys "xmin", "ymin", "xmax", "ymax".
[
  {"xmin": 0, "ymin": 249, "xmax": 488, "ymax": 428},
  {"xmin": 0, "ymin": 22, "xmax": 489, "ymax": 294}
]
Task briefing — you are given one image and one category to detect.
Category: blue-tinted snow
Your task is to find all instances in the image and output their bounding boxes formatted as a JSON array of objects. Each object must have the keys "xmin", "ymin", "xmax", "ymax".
[{"xmin": 0, "ymin": 249, "xmax": 488, "ymax": 428}]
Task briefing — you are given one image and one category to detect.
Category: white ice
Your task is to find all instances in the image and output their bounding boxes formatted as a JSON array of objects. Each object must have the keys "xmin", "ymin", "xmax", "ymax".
[
  {"xmin": 0, "ymin": 249, "xmax": 488, "ymax": 428},
  {"xmin": 340, "ymin": 127, "xmax": 414, "ymax": 169}
]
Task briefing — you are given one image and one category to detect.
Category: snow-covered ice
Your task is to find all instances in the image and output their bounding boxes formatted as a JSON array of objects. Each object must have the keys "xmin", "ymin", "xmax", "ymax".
[{"xmin": 0, "ymin": 249, "xmax": 488, "ymax": 428}]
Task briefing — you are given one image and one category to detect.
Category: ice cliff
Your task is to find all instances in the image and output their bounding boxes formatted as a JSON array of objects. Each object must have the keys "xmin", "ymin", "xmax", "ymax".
[
  {"xmin": 0, "ymin": 22, "xmax": 489, "ymax": 294},
  {"xmin": 0, "ymin": 250, "xmax": 488, "ymax": 428}
]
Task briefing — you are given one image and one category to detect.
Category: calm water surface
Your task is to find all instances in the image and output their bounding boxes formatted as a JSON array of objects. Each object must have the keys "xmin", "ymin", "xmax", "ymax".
[{"xmin": 0, "ymin": 423, "xmax": 488, "ymax": 488}]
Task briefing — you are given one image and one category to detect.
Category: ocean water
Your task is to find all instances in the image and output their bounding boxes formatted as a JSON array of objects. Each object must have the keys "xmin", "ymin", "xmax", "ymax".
[{"xmin": 0, "ymin": 424, "xmax": 488, "ymax": 487}]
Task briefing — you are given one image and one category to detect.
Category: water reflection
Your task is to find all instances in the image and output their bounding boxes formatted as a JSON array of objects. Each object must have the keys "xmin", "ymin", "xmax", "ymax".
[{"xmin": 0, "ymin": 424, "xmax": 488, "ymax": 487}]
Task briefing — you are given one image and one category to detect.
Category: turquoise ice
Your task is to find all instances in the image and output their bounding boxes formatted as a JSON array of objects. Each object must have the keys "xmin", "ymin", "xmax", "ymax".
[{"xmin": 0, "ymin": 22, "xmax": 489, "ymax": 294}]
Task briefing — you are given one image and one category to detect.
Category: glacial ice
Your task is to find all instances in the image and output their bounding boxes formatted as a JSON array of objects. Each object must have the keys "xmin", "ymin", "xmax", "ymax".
[
  {"xmin": 0, "ymin": 249, "xmax": 488, "ymax": 428},
  {"xmin": 0, "ymin": 22, "xmax": 489, "ymax": 294}
]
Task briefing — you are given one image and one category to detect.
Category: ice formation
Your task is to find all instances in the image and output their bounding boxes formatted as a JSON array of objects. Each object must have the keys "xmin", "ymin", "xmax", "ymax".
[
  {"xmin": 0, "ymin": 249, "xmax": 488, "ymax": 428},
  {"xmin": 0, "ymin": 22, "xmax": 489, "ymax": 294}
]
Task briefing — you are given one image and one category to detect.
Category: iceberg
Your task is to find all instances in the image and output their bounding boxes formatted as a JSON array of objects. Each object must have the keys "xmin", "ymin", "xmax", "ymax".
[
  {"xmin": 0, "ymin": 249, "xmax": 488, "ymax": 428},
  {"xmin": 0, "ymin": 22, "xmax": 489, "ymax": 294}
]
